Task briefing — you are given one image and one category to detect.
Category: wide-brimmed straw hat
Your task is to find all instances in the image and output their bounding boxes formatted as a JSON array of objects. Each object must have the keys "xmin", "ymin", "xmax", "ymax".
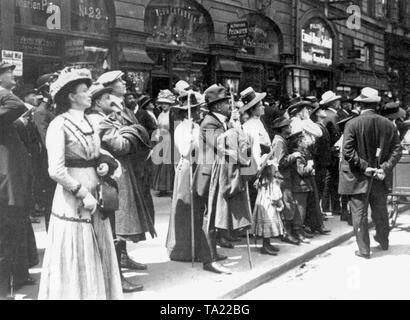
[
  {"xmin": 50, "ymin": 67, "xmax": 92, "ymax": 101},
  {"xmin": 287, "ymin": 97, "xmax": 312, "ymax": 117},
  {"xmin": 354, "ymin": 87, "xmax": 381, "ymax": 103},
  {"xmin": 319, "ymin": 91, "xmax": 342, "ymax": 106},
  {"xmin": 239, "ymin": 87, "xmax": 267, "ymax": 113},
  {"xmin": 272, "ymin": 116, "xmax": 291, "ymax": 129},
  {"xmin": 156, "ymin": 89, "xmax": 176, "ymax": 105},
  {"xmin": 0, "ymin": 61, "xmax": 16, "ymax": 75},
  {"xmin": 97, "ymin": 70, "xmax": 124, "ymax": 86}
]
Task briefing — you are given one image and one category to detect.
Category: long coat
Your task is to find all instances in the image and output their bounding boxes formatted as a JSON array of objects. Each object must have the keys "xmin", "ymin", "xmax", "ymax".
[
  {"xmin": 0, "ymin": 88, "xmax": 31, "ymax": 207},
  {"xmin": 193, "ymin": 113, "xmax": 226, "ymax": 198},
  {"xmin": 339, "ymin": 110, "xmax": 402, "ymax": 195},
  {"xmin": 323, "ymin": 109, "xmax": 341, "ymax": 146},
  {"xmin": 208, "ymin": 127, "xmax": 253, "ymax": 231},
  {"xmin": 99, "ymin": 111, "xmax": 156, "ymax": 241}
]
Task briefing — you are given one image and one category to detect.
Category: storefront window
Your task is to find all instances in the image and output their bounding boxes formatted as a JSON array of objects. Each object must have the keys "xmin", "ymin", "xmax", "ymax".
[
  {"xmin": 236, "ymin": 14, "xmax": 280, "ymax": 60},
  {"xmin": 65, "ymin": 39, "xmax": 111, "ymax": 79},
  {"xmin": 145, "ymin": 0, "xmax": 212, "ymax": 48},
  {"xmin": 301, "ymin": 18, "xmax": 333, "ymax": 67},
  {"xmin": 71, "ymin": 0, "xmax": 110, "ymax": 34},
  {"xmin": 15, "ymin": 0, "xmax": 62, "ymax": 28}
]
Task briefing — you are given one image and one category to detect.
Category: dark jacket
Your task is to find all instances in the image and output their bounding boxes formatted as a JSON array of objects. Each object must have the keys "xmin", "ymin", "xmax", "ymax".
[
  {"xmin": 0, "ymin": 88, "xmax": 31, "ymax": 207},
  {"xmin": 135, "ymin": 109, "xmax": 158, "ymax": 139},
  {"xmin": 272, "ymin": 134, "xmax": 293, "ymax": 189},
  {"xmin": 324, "ymin": 109, "xmax": 341, "ymax": 146},
  {"xmin": 313, "ymin": 123, "xmax": 332, "ymax": 170},
  {"xmin": 339, "ymin": 110, "xmax": 402, "ymax": 195},
  {"xmin": 290, "ymin": 148, "xmax": 315, "ymax": 193},
  {"xmin": 193, "ymin": 112, "xmax": 226, "ymax": 198}
]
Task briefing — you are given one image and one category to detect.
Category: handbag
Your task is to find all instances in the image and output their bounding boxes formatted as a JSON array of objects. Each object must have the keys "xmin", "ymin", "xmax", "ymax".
[{"xmin": 96, "ymin": 178, "xmax": 119, "ymax": 215}]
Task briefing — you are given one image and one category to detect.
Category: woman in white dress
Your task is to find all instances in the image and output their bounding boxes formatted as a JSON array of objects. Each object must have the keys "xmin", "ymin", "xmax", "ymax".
[{"xmin": 38, "ymin": 68, "xmax": 122, "ymax": 300}]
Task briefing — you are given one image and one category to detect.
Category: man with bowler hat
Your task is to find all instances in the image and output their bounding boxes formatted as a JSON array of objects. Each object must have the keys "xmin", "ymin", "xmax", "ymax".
[{"xmin": 193, "ymin": 84, "xmax": 235, "ymax": 274}]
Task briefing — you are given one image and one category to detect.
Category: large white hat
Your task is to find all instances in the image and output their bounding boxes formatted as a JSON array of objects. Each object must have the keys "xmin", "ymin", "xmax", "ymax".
[
  {"xmin": 291, "ymin": 118, "xmax": 322, "ymax": 138},
  {"xmin": 156, "ymin": 89, "xmax": 176, "ymax": 104},
  {"xmin": 319, "ymin": 90, "xmax": 342, "ymax": 106},
  {"xmin": 174, "ymin": 80, "xmax": 190, "ymax": 95},
  {"xmin": 50, "ymin": 67, "xmax": 92, "ymax": 100},
  {"xmin": 354, "ymin": 87, "xmax": 381, "ymax": 103},
  {"xmin": 96, "ymin": 70, "xmax": 124, "ymax": 86}
]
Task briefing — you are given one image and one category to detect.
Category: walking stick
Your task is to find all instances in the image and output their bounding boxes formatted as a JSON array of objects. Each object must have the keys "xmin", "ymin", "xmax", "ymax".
[
  {"xmin": 364, "ymin": 148, "xmax": 381, "ymax": 213},
  {"xmin": 187, "ymin": 90, "xmax": 196, "ymax": 268},
  {"xmin": 245, "ymin": 184, "xmax": 253, "ymax": 270}
]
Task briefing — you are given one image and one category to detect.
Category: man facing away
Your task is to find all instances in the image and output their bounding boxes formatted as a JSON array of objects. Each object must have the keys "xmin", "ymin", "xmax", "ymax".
[{"xmin": 339, "ymin": 87, "xmax": 402, "ymax": 259}]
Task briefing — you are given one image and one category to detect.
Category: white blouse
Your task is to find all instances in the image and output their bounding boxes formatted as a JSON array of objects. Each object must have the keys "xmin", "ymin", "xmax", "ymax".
[
  {"xmin": 174, "ymin": 119, "xmax": 200, "ymax": 159},
  {"xmin": 242, "ymin": 117, "xmax": 271, "ymax": 168}
]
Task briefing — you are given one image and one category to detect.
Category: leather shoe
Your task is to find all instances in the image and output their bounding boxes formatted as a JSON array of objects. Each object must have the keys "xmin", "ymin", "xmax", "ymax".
[
  {"xmin": 280, "ymin": 234, "xmax": 300, "ymax": 245},
  {"xmin": 267, "ymin": 243, "xmax": 280, "ymax": 252},
  {"xmin": 203, "ymin": 262, "xmax": 232, "ymax": 274},
  {"xmin": 373, "ymin": 235, "xmax": 389, "ymax": 251},
  {"xmin": 312, "ymin": 227, "xmax": 331, "ymax": 235},
  {"xmin": 355, "ymin": 250, "xmax": 370, "ymax": 259},
  {"xmin": 215, "ymin": 253, "xmax": 228, "ymax": 262},
  {"xmin": 120, "ymin": 255, "xmax": 148, "ymax": 270},
  {"xmin": 217, "ymin": 238, "xmax": 234, "ymax": 249},
  {"xmin": 301, "ymin": 229, "xmax": 314, "ymax": 239},
  {"xmin": 294, "ymin": 231, "xmax": 310, "ymax": 243},
  {"xmin": 224, "ymin": 235, "xmax": 242, "ymax": 242},
  {"xmin": 121, "ymin": 278, "xmax": 143, "ymax": 293},
  {"xmin": 260, "ymin": 246, "xmax": 278, "ymax": 256}
]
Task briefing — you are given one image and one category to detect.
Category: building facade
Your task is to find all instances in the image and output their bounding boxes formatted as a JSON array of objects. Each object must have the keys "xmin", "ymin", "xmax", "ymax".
[{"xmin": 0, "ymin": 0, "xmax": 407, "ymax": 102}]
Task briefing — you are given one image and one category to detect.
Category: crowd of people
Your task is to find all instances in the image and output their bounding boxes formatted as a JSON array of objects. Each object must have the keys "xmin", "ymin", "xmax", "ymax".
[{"xmin": 0, "ymin": 59, "xmax": 407, "ymax": 300}]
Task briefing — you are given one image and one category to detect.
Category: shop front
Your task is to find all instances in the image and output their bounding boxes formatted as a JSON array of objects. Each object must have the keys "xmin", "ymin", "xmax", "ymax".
[
  {"xmin": 144, "ymin": 0, "xmax": 214, "ymax": 97},
  {"xmin": 231, "ymin": 13, "xmax": 283, "ymax": 100},
  {"xmin": 289, "ymin": 16, "xmax": 336, "ymax": 98},
  {"xmin": 11, "ymin": 0, "xmax": 114, "ymax": 85}
]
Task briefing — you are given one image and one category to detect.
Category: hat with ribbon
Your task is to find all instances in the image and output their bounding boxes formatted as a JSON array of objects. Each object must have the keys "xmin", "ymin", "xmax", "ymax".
[
  {"xmin": 137, "ymin": 95, "xmax": 153, "ymax": 110},
  {"xmin": 0, "ymin": 61, "xmax": 16, "ymax": 75},
  {"xmin": 239, "ymin": 87, "xmax": 267, "ymax": 113},
  {"xmin": 36, "ymin": 73, "xmax": 58, "ymax": 92},
  {"xmin": 88, "ymin": 83, "xmax": 113, "ymax": 101},
  {"xmin": 354, "ymin": 87, "xmax": 381, "ymax": 103},
  {"xmin": 97, "ymin": 70, "xmax": 124, "ymax": 86},
  {"xmin": 156, "ymin": 89, "xmax": 177, "ymax": 105},
  {"xmin": 319, "ymin": 90, "xmax": 342, "ymax": 106},
  {"xmin": 287, "ymin": 96, "xmax": 312, "ymax": 117},
  {"xmin": 50, "ymin": 67, "xmax": 92, "ymax": 101},
  {"xmin": 204, "ymin": 84, "xmax": 230, "ymax": 107},
  {"xmin": 337, "ymin": 112, "xmax": 359, "ymax": 126},
  {"xmin": 310, "ymin": 105, "xmax": 327, "ymax": 119},
  {"xmin": 272, "ymin": 116, "xmax": 291, "ymax": 129},
  {"xmin": 380, "ymin": 102, "xmax": 406, "ymax": 120}
]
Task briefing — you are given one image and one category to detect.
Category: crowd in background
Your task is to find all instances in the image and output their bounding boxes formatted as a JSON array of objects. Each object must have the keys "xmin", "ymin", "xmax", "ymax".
[{"xmin": 0, "ymin": 59, "xmax": 408, "ymax": 299}]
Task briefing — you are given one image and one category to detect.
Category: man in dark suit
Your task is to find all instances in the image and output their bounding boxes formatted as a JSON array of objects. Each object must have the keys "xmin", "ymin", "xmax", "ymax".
[
  {"xmin": 339, "ymin": 87, "xmax": 402, "ymax": 259},
  {"xmin": 193, "ymin": 84, "xmax": 234, "ymax": 274},
  {"xmin": 0, "ymin": 62, "xmax": 38, "ymax": 299},
  {"xmin": 319, "ymin": 91, "xmax": 342, "ymax": 216}
]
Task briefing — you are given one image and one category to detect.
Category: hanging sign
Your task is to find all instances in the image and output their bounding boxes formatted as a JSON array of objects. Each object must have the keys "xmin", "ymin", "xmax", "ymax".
[
  {"xmin": 227, "ymin": 21, "xmax": 248, "ymax": 41},
  {"xmin": 301, "ymin": 18, "xmax": 333, "ymax": 67},
  {"xmin": 1, "ymin": 50, "xmax": 23, "ymax": 76}
]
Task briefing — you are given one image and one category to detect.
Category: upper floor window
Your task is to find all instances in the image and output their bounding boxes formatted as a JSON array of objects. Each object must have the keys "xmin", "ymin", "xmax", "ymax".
[{"xmin": 363, "ymin": 43, "xmax": 374, "ymax": 69}]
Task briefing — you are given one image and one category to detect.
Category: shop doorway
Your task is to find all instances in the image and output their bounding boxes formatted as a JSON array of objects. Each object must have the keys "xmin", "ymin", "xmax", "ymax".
[
  {"xmin": 310, "ymin": 70, "xmax": 332, "ymax": 98},
  {"xmin": 151, "ymin": 76, "xmax": 171, "ymax": 99}
]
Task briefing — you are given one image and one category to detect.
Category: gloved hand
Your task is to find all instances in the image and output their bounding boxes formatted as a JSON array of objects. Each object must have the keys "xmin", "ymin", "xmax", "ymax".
[
  {"xmin": 82, "ymin": 192, "xmax": 98, "ymax": 214},
  {"xmin": 375, "ymin": 169, "xmax": 386, "ymax": 181}
]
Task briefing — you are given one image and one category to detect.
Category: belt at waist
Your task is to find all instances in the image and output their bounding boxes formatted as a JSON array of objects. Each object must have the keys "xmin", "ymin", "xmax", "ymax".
[{"xmin": 66, "ymin": 158, "xmax": 98, "ymax": 168}]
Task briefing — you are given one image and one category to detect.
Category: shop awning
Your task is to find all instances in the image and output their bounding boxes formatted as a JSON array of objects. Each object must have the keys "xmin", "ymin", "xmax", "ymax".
[
  {"xmin": 216, "ymin": 58, "xmax": 242, "ymax": 73},
  {"xmin": 119, "ymin": 48, "xmax": 154, "ymax": 65}
]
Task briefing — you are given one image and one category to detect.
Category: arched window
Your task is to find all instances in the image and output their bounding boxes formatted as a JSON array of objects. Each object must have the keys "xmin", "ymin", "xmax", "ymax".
[
  {"xmin": 301, "ymin": 18, "xmax": 334, "ymax": 67},
  {"xmin": 238, "ymin": 13, "xmax": 281, "ymax": 60},
  {"xmin": 145, "ymin": 0, "xmax": 213, "ymax": 49}
]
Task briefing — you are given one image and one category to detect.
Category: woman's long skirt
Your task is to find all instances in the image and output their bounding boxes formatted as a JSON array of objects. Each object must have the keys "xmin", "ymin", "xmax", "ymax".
[
  {"xmin": 38, "ymin": 167, "xmax": 122, "ymax": 300},
  {"xmin": 166, "ymin": 159, "xmax": 202, "ymax": 262}
]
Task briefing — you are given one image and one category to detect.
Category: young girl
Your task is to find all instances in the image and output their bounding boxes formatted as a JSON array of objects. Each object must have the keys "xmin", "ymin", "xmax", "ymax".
[{"xmin": 252, "ymin": 159, "xmax": 285, "ymax": 256}]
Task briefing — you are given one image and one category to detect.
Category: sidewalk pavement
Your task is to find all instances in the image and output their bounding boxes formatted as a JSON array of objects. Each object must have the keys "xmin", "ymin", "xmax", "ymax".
[{"xmin": 15, "ymin": 193, "xmax": 410, "ymax": 300}]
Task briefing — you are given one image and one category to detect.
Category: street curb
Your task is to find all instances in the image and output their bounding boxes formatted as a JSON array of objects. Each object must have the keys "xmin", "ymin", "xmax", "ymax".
[{"xmin": 221, "ymin": 204, "xmax": 410, "ymax": 300}]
